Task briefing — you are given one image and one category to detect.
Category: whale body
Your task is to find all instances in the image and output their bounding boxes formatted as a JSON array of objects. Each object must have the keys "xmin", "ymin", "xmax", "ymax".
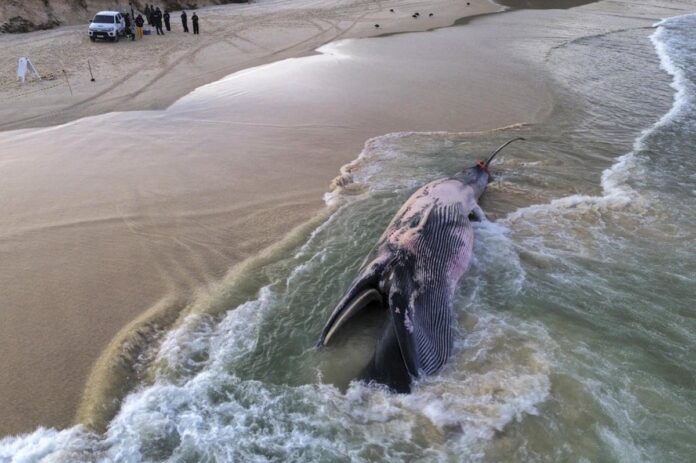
[{"xmin": 317, "ymin": 138, "xmax": 524, "ymax": 392}]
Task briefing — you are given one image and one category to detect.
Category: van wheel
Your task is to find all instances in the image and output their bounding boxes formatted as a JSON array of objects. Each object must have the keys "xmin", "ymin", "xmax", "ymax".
[
  {"xmin": 113, "ymin": 35, "xmax": 119, "ymax": 42},
  {"xmin": 90, "ymin": 37, "xmax": 96, "ymax": 42}
]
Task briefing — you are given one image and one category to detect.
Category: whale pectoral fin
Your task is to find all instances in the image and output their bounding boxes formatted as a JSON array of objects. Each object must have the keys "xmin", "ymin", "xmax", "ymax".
[
  {"xmin": 359, "ymin": 315, "xmax": 413, "ymax": 393},
  {"xmin": 318, "ymin": 258, "xmax": 387, "ymax": 346},
  {"xmin": 468, "ymin": 204, "xmax": 486, "ymax": 222},
  {"xmin": 388, "ymin": 287, "xmax": 420, "ymax": 379}
]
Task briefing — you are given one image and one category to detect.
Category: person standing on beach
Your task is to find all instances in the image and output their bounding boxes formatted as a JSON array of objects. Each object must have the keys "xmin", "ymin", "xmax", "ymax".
[
  {"xmin": 181, "ymin": 10, "xmax": 189, "ymax": 33},
  {"xmin": 153, "ymin": 7, "xmax": 164, "ymax": 35},
  {"xmin": 135, "ymin": 13, "xmax": 144, "ymax": 40},
  {"xmin": 163, "ymin": 10, "xmax": 171, "ymax": 32},
  {"xmin": 192, "ymin": 12, "xmax": 199, "ymax": 35},
  {"xmin": 144, "ymin": 4, "xmax": 151, "ymax": 25},
  {"xmin": 124, "ymin": 13, "xmax": 134, "ymax": 41}
]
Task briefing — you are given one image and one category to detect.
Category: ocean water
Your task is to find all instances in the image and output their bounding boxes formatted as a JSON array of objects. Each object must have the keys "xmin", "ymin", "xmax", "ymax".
[{"xmin": 2, "ymin": 11, "xmax": 696, "ymax": 463}]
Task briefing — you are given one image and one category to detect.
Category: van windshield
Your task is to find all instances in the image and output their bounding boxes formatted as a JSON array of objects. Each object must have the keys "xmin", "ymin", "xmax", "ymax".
[{"xmin": 93, "ymin": 15, "xmax": 115, "ymax": 24}]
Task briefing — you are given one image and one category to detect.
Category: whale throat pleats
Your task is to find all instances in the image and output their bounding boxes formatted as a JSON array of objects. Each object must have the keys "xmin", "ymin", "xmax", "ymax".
[{"xmin": 387, "ymin": 204, "xmax": 471, "ymax": 377}]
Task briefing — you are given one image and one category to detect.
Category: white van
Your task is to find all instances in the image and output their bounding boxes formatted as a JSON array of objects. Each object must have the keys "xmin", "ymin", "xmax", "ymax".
[{"xmin": 88, "ymin": 11, "xmax": 126, "ymax": 42}]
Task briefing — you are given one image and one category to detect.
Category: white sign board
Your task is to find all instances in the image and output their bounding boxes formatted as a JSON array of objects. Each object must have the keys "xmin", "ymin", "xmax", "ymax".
[{"xmin": 17, "ymin": 57, "xmax": 41, "ymax": 83}]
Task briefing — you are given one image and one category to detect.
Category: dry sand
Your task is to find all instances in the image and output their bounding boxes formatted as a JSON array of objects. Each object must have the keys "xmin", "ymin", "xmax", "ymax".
[{"xmin": 1, "ymin": 0, "xmax": 517, "ymax": 436}]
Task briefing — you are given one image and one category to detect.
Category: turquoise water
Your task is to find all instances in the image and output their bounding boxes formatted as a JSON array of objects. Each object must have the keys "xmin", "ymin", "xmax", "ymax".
[{"xmin": 2, "ymin": 11, "xmax": 696, "ymax": 463}]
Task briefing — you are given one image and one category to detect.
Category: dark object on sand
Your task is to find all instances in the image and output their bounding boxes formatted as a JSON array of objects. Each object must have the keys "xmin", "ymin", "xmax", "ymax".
[
  {"xmin": 192, "ymin": 12, "xmax": 199, "ymax": 34},
  {"xmin": 467, "ymin": 2, "xmax": 471, "ymax": 5},
  {"xmin": 181, "ymin": 11, "xmax": 189, "ymax": 33},
  {"xmin": 88, "ymin": 60, "xmax": 95, "ymax": 82},
  {"xmin": 153, "ymin": 7, "xmax": 164, "ymax": 35},
  {"xmin": 390, "ymin": 9, "xmax": 394, "ymax": 12},
  {"xmin": 429, "ymin": 13, "xmax": 434, "ymax": 17},
  {"xmin": 374, "ymin": 24, "xmax": 380, "ymax": 28}
]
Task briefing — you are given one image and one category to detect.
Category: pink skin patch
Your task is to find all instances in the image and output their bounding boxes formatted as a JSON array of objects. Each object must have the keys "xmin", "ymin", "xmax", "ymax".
[{"xmin": 384, "ymin": 179, "xmax": 478, "ymax": 253}]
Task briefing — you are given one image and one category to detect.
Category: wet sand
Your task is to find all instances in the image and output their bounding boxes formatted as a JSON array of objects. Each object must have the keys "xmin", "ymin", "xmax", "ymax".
[{"xmin": 0, "ymin": 0, "xmax": 510, "ymax": 436}]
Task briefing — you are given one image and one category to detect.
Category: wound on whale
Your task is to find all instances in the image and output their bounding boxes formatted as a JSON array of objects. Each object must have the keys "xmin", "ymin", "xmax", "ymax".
[{"xmin": 317, "ymin": 138, "xmax": 525, "ymax": 392}]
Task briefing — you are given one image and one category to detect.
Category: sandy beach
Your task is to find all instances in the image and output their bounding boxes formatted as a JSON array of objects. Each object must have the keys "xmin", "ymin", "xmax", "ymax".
[
  {"xmin": 2, "ymin": 0, "xmax": 696, "ymax": 459},
  {"xmin": 1, "ymin": 0, "xmax": 694, "ymax": 450},
  {"xmin": 0, "ymin": 0, "xmax": 513, "ymax": 437},
  {"xmin": 0, "ymin": 0, "xmax": 499, "ymax": 131}
]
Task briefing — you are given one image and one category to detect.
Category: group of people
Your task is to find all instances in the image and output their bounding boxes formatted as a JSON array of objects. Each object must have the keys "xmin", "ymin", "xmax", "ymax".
[{"xmin": 123, "ymin": 4, "xmax": 200, "ymax": 41}]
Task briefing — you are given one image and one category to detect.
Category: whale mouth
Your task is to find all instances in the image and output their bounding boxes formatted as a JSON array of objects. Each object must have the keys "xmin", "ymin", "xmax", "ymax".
[{"xmin": 320, "ymin": 288, "xmax": 383, "ymax": 346}]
